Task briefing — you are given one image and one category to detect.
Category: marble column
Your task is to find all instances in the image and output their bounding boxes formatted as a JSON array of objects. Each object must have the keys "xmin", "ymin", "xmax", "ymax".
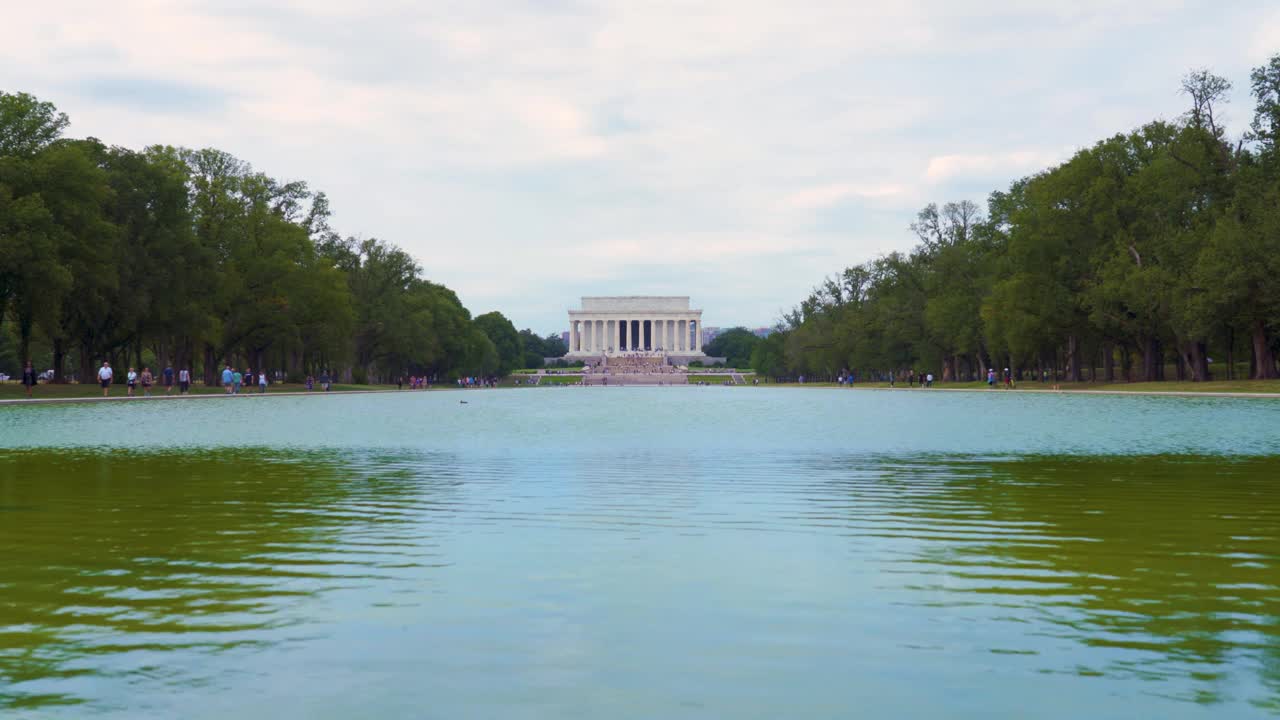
[
  {"xmin": 623, "ymin": 318, "xmax": 630, "ymax": 351},
  {"xmin": 694, "ymin": 320, "xmax": 701, "ymax": 352}
]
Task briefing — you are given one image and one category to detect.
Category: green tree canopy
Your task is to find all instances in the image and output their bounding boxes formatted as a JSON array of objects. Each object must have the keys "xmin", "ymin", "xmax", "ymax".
[{"xmin": 704, "ymin": 327, "xmax": 760, "ymax": 368}]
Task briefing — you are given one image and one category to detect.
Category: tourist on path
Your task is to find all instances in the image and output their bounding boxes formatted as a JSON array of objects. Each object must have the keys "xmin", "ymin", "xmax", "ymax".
[
  {"xmin": 179, "ymin": 367, "xmax": 190, "ymax": 394},
  {"xmin": 98, "ymin": 362, "xmax": 113, "ymax": 396},
  {"xmin": 306, "ymin": 375, "xmax": 314, "ymax": 391},
  {"xmin": 926, "ymin": 372, "xmax": 934, "ymax": 388},
  {"xmin": 126, "ymin": 367, "xmax": 138, "ymax": 397},
  {"xmin": 163, "ymin": 365, "xmax": 174, "ymax": 394},
  {"xmin": 319, "ymin": 371, "xmax": 330, "ymax": 391},
  {"xmin": 233, "ymin": 369, "xmax": 243, "ymax": 394},
  {"xmin": 21, "ymin": 361, "xmax": 38, "ymax": 398},
  {"xmin": 259, "ymin": 371, "xmax": 268, "ymax": 394},
  {"xmin": 987, "ymin": 368, "xmax": 996, "ymax": 387},
  {"xmin": 222, "ymin": 364, "xmax": 234, "ymax": 394},
  {"xmin": 140, "ymin": 367, "xmax": 153, "ymax": 397}
]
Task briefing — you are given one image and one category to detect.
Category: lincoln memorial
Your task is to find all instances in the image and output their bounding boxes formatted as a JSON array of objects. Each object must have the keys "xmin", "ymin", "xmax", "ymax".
[{"xmin": 565, "ymin": 296, "xmax": 705, "ymax": 360}]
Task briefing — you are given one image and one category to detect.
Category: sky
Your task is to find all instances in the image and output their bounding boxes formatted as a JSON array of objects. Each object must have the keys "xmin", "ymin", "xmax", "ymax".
[{"xmin": 3, "ymin": 1, "xmax": 1280, "ymax": 335}]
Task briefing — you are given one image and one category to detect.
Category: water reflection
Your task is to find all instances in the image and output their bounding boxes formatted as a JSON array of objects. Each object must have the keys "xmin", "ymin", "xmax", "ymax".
[
  {"xmin": 818, "ymin": 455, "xmax": 1280, "ymax": 711},
  {"xmin": 1, "ymin": 448, "xmax": 1277, "ymax": 717},
  {"xmin": 0, "ymin": 449, "xmax": 456, "ymax": 712}
]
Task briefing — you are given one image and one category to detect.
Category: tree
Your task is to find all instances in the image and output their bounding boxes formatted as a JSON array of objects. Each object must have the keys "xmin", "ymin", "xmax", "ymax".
[
  {"xmin": 704, "ymin": 327, "xmax": 760, "ymax": 368},
  {"xmin": 0, "ymin": 90, "xmax": 502, "ymax": 387},
  {"xmin": 0, "ymin": 91, "xmax": 69, "ymax": 157},
  {"xmin": 473, "ymin": 311, "xmax": 521, "ymax": 375}
]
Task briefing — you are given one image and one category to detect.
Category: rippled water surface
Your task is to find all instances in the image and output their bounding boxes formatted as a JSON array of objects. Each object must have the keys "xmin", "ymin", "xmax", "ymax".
[{"xmin": 2, "ymin": 388, "xmax": 1279, "ymax": 718}]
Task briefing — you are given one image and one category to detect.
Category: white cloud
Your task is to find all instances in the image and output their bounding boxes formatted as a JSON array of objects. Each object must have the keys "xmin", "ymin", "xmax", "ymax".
[
  {"xmin": 924, "ymin": 151, "xmax": 1067, "ymax": 184},
  {"xmin": 1249, "ymin": 9, "xmax": 1280, "ymax": 63},
  {"xmin": 780, "ymin": 183, "xmax": 907, "ymax": 210},
  {"xmin": 0, "ymin": 0, "xmax": 1265, "ymax": 331}
]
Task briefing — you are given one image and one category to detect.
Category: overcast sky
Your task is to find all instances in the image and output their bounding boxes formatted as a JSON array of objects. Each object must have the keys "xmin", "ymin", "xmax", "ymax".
[{"xmin": 3, "ymin": 1, "xmax": 1278, "ymax": 334}]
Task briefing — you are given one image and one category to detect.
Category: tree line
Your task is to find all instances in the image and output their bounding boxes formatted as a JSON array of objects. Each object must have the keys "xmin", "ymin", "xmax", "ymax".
[
  {"xmin": 0, "ymin": 91, "xmax": 550, "ymax": 384},
  {"xmin": 752, "ymin": 57, "xmax": 1280, "ymax": 384}
]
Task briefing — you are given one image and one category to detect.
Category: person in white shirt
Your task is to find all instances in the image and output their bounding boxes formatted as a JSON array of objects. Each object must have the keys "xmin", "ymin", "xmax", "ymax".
[
  {"xmin": 98, "ymin": 362, "xmax": 114, "ymax": 397},
  {"xmin": 126, "ymin": 368, "xmax": 138, "ymax": 397},
  {"xmin": 178, "ymin": 368, "xmax": 191, "ymax": 394}
]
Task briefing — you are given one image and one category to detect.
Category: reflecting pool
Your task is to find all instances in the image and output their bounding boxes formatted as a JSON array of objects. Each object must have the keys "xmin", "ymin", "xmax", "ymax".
[{"xmin": 1, "ymin": 388, "xmax": 1278, "ymax": 718}]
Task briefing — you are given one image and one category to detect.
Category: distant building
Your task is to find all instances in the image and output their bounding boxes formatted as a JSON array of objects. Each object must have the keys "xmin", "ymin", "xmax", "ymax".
[
  {"xmin": 701, "ymin": 326, "xmax": 722, "ymax": 346},
  {"xmin": 561, "ymin": 331, "xmax": 570, "ymax": 348},
  {"xmin": 752, "ymin": 327, "xmax": 773, "ymax": 338},
  {"xmin": 564, "ymin": 296, "xmax": 706, "ymax": 359}
]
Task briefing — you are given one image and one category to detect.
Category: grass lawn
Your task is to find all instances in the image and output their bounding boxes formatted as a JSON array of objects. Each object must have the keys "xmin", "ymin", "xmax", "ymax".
[
  {"xmin": 851, "ymin": 378, "xmax": 1280, "ymax": 394},
  {"xmin": 687, "ymin": 374, "xmax": 740, "ymax": 384},
  {"xmin": 0, "ymin": 381, "xmax": 398, "ymax": 401},
  {"xmin": 538, "ymin": 375, "xmax": 585, "ymax": 385}
]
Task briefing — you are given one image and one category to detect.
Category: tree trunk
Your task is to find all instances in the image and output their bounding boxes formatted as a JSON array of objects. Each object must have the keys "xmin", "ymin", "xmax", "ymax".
[
  {"xmin": 1251, "ymin": 319, "xmax": 1277, "ymax": 379},
  {"xmin": 1141, "ymin": 337, "xmax": 1159, "ymax": 382},
  {"xmin": 17, "ymin": 312, "xmax": 33, "ymax": 368},
  {"xmin": 1226, "ymin": 326, "xmax": 1234, "ymax": 381},
  {"xmin": 1067, "ymin": 335, "xmax": 1082, "ymax": 382},
  {"xmin": 1177, "ymin": 341, "xmax": 1209, "ymax": 382},
  {"xmin": 204, "ymin": 343, "xmax": 217, "ymax": 386},
  {"xmin": 52, "ymin": 338, "xmax": 66, "ymax": 383}
]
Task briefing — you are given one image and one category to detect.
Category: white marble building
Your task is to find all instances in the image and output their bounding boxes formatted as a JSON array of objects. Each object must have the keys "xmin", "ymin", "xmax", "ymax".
[{"xmin": 565, "ymin": 296, "xmax": 705, "ymax": 359}]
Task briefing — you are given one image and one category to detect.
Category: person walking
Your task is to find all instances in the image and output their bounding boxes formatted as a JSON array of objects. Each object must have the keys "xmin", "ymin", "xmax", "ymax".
[
  {"xmin": 163, "ymin": 364, "xmax": 175, "ymax": 394},
  {"xmin": 221, "ymin": 364, "xmax": 234, "ymax": 394},
  {"xmin": 232, "ymin": 368, "xmax": 243, "ymax": 394},
  {"xmin": 98, "ymin": 362, "xmax": 114, "ymax": 396},
  {"xmin": 179, "ymin": 367, "xmax": 191, "ymax": 394},
  {"xmin": 140, "ymin": 367, "xmax": 153, "ymax": 397},
  {"xmin": 306, "ymin": 374, "xmax": 314, "ymax": 391},
  {"xmin": 126, "ymin": 367, "xmax": 138, "ymax": 397},
  {"xmin": 21, "ymin": 361, "xmax": 38, "ymax": 398},
  {"xmin": 258, "ymin": 370, "xmax": 268, "ymax": 394},
  {"xmin": 926, "ymin": 372, "xmax": 934, "ymax": 388}
]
